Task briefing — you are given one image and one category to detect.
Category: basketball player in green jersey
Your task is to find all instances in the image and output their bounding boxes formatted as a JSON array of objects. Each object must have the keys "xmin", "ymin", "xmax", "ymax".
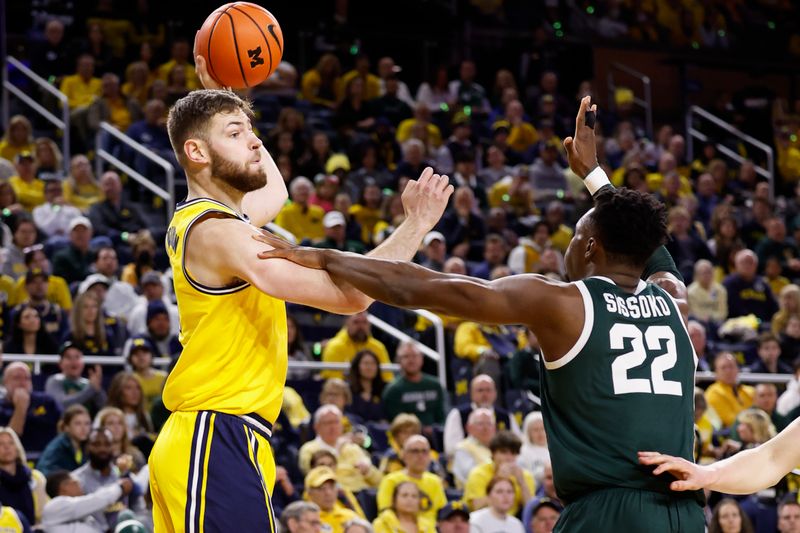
[{"xmin": 254, "ymin": 97, "xmax": 704, "ymax": 532}]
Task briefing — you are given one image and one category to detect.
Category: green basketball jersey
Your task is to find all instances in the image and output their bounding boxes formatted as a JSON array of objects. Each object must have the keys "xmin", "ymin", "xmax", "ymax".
[{"xmin": 540, "ymin": 276, "xmax": 697, "ymax": 505}]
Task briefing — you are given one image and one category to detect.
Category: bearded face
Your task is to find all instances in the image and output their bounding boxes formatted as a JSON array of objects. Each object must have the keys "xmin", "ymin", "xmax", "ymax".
[{"xmin": 209, "ymin": 145, "xmax": 267, "ymax": 193}]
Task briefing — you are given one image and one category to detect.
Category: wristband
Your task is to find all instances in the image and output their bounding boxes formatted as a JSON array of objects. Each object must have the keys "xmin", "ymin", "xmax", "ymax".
[{"xmin": 583, "ymin": 166, "xmax": 611, "ymax": 196}]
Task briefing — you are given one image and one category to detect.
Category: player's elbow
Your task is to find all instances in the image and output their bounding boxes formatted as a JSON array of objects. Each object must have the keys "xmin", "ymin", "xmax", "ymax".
[{"xmin": 338, "ymin": 295, "xmax": 372, "ymax": 315}]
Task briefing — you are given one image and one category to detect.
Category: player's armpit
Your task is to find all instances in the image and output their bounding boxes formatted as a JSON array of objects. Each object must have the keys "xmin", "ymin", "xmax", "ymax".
[{"xmin": 188, "ymin": 217, "xmax": 369, "ymax": 314}]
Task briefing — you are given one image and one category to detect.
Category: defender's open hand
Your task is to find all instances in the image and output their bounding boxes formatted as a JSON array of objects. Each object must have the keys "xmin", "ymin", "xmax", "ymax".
[{"xmin": 401, "ymin": 167, "xmax": 454, "ymax": 231}]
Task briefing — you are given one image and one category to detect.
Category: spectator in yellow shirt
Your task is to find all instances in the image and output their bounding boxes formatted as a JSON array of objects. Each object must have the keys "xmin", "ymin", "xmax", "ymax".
[
  {"xmin": 339, "ymin": 54, "xmax": 381, "ymax": 102},
  {"xmin": 500, "ymin": 100, "xmax": 539, "ymax": 154},
  {"xmin": 0, "ymin": 115, "xmax": 35, "ymax": 162},
  {"xmin": 9, "ymin": 245, "xmax": 73, "ymax": 310},
  {"xmin": 87, "ymin": 73, "xmax": 142, "ymax": 134},
  {"xmin": 397, "ymin": 105, "xmax": 443, "ymax": 148},
  {"xmin": 705, "ymin": 352, "xmax": 755, "ymax": 428},
  {"xmin": 59, "ymin": 54, "xmax": 102, "ymax": 111},
  {"xmin": 305, "ymin": 467, "xmax": 360, "ymax": 533},
  {"xmin": 299, "ymin": 405, "xmax": 382, "ymax": 493},
  {"xmin": 63, "ymin": 155, "xmax": 104, "ymax": 213},
  {"xmin": 464, "ymin": 431, "xmax": 535, "ymax": 517},
  {"xmin": 126, "ymin": 337, "xmax": 166, "ymax": 412},
  {"xmin": 155, "ymin": 39, "xmax": 199, "ymax": 90},
  {"xmin": 301, "ymin": 53, "xmax": 343, "ymax": 109},
  {"xmin": 321, "ymin": 312, "xmax": 392, "ymax": 382},
  {"xmin": 377, "ymin": 435, "xmax": 446, "ymax": 524},
  {"xmin": 8, "ymin": 152, "xmax": 45, "ymax": 211},
  {"xmin": 543, "ymin": 201, "xmax": 574, "ymax": 254},
  {"xmin": 121, "ymin": 61, "xmax": 154, "ymax": 107},
  {"xmin": 373, "ymin": 482, "xmax": 436, "ymax": 533},
  {"xmin": 275, "ymin": 177, "xmax": 325, "ymax": 242}
]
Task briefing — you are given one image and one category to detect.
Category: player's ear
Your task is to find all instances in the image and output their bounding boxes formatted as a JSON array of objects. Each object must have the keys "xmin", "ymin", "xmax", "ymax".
[
  {"xmin": 184, "ymin": 138, "xmax": 209, "ymax": 165},
  {"xmin": 584, "ymin": 237, "xmax": 597, "ymax": 262}
]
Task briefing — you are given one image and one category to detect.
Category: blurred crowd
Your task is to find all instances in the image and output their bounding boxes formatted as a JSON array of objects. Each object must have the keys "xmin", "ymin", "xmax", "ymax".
[{"xmin": 0, "ymin": 0, "xmax": 800, "ymax": 532}]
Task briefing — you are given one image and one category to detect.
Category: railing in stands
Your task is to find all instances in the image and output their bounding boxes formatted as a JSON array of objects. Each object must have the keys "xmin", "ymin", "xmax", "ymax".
[
  {"xmin": 1, "ymin": 56, "xmax": 70, "ymax": 174},
  {"xmin": 368, "ymin": 309, "xmax": 447, "ymax": 390},
  {"xmin": 95, "ymin": 121, "xmax": 177, "ymax": 219},
  {"xmin": 686, "ymin": 105, "xmax": 775, "ymax": 202},
  {"xmin": 7, "ymin": 357, "xmax": 787, "ymax": 390},
  {"xmin": 694, "ymin": 371, "xmax": 791, "ymax": 385},
  {"xmin": 607, "ymin": 62, "xmax": 653, "ymax": 140},
  {"xmin": 2, "ymin": 353, "xmax": 400, "ymax": 376}
]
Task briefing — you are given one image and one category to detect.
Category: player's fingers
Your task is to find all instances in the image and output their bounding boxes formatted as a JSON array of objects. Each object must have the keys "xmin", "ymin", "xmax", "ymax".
[
  {"xmin": 575, "ymin": 95, "xmax": 589, "ymax": 133},
  {"xmin": 436, "ymin": 174, "xmax": 450, "ymax": 193},
  {"xmin": 256, "ymin": 248, "xmax": 290, "ymax": 259},
  {"xmin": 670, "ymin": 480, "xmax": 695, "ymax": 492},
  {"xmin": 653, "ymin": 461, "xmax": 684, "ymax": 476},
  {"xmin": 417, "ymin": 166, "xmax": 434, "ymax": 186},
  {"xmin": 637, "ymin": 452, "xmax": 666, "ymax": 464},
  {"xmin": 251, "ymin": 229, "xmax": 291, "ymax": 249},
  {"xmin": 563, "ymin": 137, "xmax": 577, "ymax": 160}
]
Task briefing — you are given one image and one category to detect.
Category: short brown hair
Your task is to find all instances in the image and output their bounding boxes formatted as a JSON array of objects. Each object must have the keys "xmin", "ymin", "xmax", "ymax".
[
  {"xmin": 167, "ymin": 89, "xmax": 255, "ymax": 165},
  {"xmin": 489, "ymin": 430, "xmax": 522, "ymax": 454}
]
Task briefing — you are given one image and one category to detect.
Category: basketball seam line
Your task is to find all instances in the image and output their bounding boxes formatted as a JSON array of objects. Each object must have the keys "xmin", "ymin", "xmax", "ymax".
[
  {"xmin": 206, "ymin": 10, "xmax": 227, "ymax": 85},
  {"xmin": 222, "ymin": 8, "xmax": 249, "ymax": 88},
  {"xmin": 229, "ymin": 5, "xmax": 273, "ymax": 77}
]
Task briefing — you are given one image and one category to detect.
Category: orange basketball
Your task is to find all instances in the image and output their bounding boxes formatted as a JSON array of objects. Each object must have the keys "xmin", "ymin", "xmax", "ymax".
[{"xmin": 195, "ymin": 2, "xmax": 284, "ymax": 89}]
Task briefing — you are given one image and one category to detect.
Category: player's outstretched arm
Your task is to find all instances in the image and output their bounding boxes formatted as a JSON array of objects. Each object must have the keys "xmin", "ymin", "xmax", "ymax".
[
  {"xmin": 254, "ymin": 231, "xmax": 566, "ymax": 328},
  {"xmin": 639, "ymin": 417, "xmax": 800, "ymax": 494}
]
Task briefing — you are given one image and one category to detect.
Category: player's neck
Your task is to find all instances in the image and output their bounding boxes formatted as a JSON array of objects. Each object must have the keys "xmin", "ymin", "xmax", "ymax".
[
  {"xmin": 186, "ymin": 180, "xmax": 245, "ymax": 215},
  {"xmin": 590, "ymin": 268, "xmax": 641, "ymax": 292}
]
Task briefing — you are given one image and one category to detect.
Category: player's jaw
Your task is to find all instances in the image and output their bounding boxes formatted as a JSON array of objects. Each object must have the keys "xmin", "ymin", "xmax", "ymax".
[{"xmin": 208, "ymin": 144, "xmax": 266, "ymax": 193}]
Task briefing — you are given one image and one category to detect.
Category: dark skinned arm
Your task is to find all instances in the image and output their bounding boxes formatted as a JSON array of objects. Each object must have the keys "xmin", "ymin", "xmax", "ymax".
[
  {"xmin": 252, "ymin": 231, "xmax": 577, "ymax": 340},
  {"xmin": 565, "ymin": 97, "xmax": 687, "ymax": 318}
]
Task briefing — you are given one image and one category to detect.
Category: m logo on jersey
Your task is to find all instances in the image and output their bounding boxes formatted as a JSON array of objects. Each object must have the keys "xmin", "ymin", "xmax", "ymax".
[
  {"xmin": 247, "ymin": 47, "xmax": 264, "ymax": 69},
  {"xmin": 166, "ymin": 226, "xmax": 178, "ymax": 253}
]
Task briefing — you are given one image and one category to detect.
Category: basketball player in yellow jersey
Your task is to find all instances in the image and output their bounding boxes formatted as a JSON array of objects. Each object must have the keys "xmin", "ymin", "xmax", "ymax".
[{"xmin": 148, "ymin": 55, "xmax": 454, "ymax": 533}]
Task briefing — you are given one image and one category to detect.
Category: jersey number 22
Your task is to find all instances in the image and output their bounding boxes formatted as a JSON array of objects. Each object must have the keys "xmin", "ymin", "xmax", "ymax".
[{"xmin": 610, "ymin": 323, "xmax": 682, "ymax": 396}]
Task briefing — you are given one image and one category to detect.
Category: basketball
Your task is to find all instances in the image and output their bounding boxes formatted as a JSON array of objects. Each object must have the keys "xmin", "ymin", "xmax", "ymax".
[{"xmin": 195, "ymin": 2, "xmax": 284, "ymax": 89}]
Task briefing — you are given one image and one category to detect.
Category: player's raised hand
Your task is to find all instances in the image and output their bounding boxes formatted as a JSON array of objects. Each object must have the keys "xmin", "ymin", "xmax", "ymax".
[
  {"xmin": 637, "ymin": 451, "xmax": 714, "ymax": 491},
  {"xmin": 194, "ymin": 32, "xmax": 227, "ymax": 91},
  {"xmin": 252, "ymin": 228, "xmax": 329, "ymax": 269},
  {"xmin": 563, "ymin": 95, "xmax": 599, "ymax": 178},
  {"xmin": 402, "ymin": 167, "xmax": 454, "ymax": 231}
]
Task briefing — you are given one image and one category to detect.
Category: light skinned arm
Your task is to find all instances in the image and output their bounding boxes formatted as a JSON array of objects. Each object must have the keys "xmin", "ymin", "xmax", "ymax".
[
  {"xmin": 638, "ymin": 417, "xmax": 800, "ymax": 494},
  {"xmin": 197, "ymin": 169, "xmax": 452, "ymax": 314},
  {"xmin": 241, "ymin": 145, "xmax": 288, "ymax": 227}
]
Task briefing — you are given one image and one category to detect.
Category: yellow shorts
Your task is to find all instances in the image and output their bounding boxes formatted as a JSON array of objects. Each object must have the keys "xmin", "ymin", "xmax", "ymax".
[{"xmin": 149, "ymin": 410, "xmax": 277, "ymax": 533}]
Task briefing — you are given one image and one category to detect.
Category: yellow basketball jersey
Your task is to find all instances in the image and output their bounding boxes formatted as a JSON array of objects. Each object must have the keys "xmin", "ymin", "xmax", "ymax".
[{"xmin": 163, "ymin": 197, "xmax": 287, "ymax": 423}]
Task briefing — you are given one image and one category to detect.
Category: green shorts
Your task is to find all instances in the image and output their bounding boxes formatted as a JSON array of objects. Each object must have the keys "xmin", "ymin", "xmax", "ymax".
[{"xmin": 554, "ymin": 487, "xmax": 705, "ymax": 533}]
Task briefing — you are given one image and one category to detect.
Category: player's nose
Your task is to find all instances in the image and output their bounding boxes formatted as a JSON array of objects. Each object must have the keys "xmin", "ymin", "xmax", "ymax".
[{"xmin": 249, "ymin": 132, "xmax": 262, "ymax": 151}]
